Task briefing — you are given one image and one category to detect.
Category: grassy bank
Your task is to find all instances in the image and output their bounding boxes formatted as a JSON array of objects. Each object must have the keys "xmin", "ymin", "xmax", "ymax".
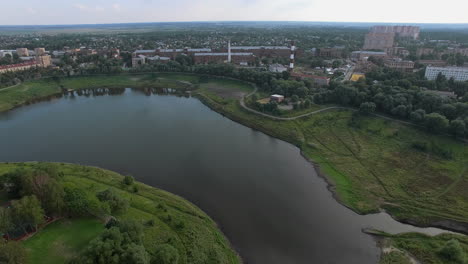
[
  {"xmin": 375, "ymin": 231, "xmax": 468, "ymax": 264},
  {"xmin": 0, "ymin": 74, "xmax": 192, "ymax": 112},
  {"xmin": 0, "ymin": 162, "xmax": 240, "ymax": 264},
  {"xmin": 190, "ymin": 75, "xmax": 468, "ymax": 228}
]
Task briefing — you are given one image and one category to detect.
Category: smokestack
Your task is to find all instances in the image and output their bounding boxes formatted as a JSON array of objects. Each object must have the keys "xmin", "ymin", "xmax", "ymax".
[
  {"xmin": 228, "ymin": 40, "xmax": 232, "ymax": 63},
  {"xmin": 289, "ymin": 41, "xmax": 295, "ymax": 72}
]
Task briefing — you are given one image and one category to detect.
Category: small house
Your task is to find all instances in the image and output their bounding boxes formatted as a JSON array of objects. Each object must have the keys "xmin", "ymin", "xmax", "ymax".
[{"xmin": 270, "ymin": 94, "xmax": 285, "ymax": 103}]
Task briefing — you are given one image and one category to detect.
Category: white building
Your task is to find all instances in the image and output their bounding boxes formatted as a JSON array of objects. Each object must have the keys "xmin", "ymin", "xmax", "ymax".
[{"xmin": 425, "ymin": 66, "xmax": 468, "ymax": 81}]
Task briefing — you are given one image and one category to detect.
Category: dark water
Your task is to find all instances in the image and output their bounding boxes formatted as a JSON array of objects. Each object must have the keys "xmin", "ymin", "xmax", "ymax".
[{"xmin": 0, "ymin": 89, "xmax": 449, "ymax": 264}]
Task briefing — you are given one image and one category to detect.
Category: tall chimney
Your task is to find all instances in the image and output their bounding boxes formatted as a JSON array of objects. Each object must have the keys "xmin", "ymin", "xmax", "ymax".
[
  {"xmin": 289, "ymin": 41, "xmax": 295, "ymax": 72},
  {"xmin": 228, "ymin": 40, "xmax": 232, "ymax": 63}
]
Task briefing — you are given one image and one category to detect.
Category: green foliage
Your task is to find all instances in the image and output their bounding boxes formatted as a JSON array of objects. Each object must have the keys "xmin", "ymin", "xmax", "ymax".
[
  {"xmin": 359, "ymin": 102, "xmax": 376, "ymax": 114},
  {"xmin": 11, "ymin": 195, "xmax": 45, "ymax": 229},
  {"xmin": 152, "ymin": 244, "xmax": 179, "ymax": 264},
  {"xmin": 97, "ymin": 188, "xmax": 129, "ymax": 214},
  {"xmin": 63, "ymin": 186, "xmax": 92, "ymax": 216},
  {"xmin": 439, "ymin": 239, "xmax": 466, "ymax": 264},
  {"xmin": 77, "ymin": 221, "xmax": 149, "ymax": 264},
  {"xmin": 0, "ymin": 241, "xmax": 27, "ymax": 264},
  {"xmin": 123, "ymin": 175, "xmax": 135, "ymax": 186}
]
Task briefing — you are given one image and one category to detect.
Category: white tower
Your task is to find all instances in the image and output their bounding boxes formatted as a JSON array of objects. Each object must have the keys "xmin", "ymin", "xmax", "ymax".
[{"xmin": 289, "ymin": 41, "xmax": 296, "ymax": 71}]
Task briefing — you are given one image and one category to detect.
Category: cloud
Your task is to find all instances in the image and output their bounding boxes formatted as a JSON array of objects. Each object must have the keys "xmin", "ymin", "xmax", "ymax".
[
  {"xmin": 112, "ymin": 4, "xmax": 121, "ymax": 12},
  {"xmin": 73, "ymin": 3, "xmax": 104, "ymax": 12},
  {"xmin": 26, "ymin": 7, "xmax": 37, "ymax": 14}
]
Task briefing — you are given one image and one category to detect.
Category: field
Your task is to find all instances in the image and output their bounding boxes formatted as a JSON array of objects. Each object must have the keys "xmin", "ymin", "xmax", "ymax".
[
  {"xmin": 0, "ymin": 162, "xmax": 241, "ymax": 264},
  {"xmin": 23, "ymin": 218, "xmax": 104, "ymax": 264}
]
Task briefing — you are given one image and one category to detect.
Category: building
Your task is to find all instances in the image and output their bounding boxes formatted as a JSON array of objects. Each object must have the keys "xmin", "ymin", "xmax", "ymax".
[
  {"xmin": 16, "ymin": 48, "xmax": 29, "ymax": 57},
  {"xmin": 132, "ymin": 55, "xmax": 147, "ymax": 67},
  {"xmin": 370, "ymin": 25, "xmax": 420, "ymax": 39},
  {"xmin": 228, "ymin": 46, "xmax": 291, "ymax": 58},
  {"xmin": 193, "ymin": 52, "xmax": 255, "ymax": 64},
  {"xmin": 363, "ymin": 32, "xmax": 395, "ymax": 51},
  {"xmin": 269, "ymin": 64, "xmax": 288, "ymax": 73},
  {"xmin": 317, "ymin": 47, "xmax": 344, "ymax": 58},
  {"xmin": 0, "ymin": 61, "xmax": 38, "ymax": 74},
  {"xmin": 351, "ymin": 51, "xmax": 387, "ymax": 61},
  {"xmin": 0, "ymin": 50, "xmax": 14, "ymax": 58},
  {"xmin": 36, "ymin": 55, "xmax": 51, "ymax": 67},
  {"xmin": 270, "ymin": 94, "xmax": 285, "ymax": 103},
  {"xmin": 425, "ymin": 66, "xmax": 468, "ymax": 81},
  {"xmin": 417, "ymin": 60, "xmax": 447, "ymax": 67},
  {"xmin": 351, "ymin": 73, "xmax": 365, "ymax": 81},
  {"xmin": 34, "ymin": 48, "xmax": 46, "ymax": 56},
  {"xmin": 384, "ymin": 59, "xmax": 414, "ymax": 72}
]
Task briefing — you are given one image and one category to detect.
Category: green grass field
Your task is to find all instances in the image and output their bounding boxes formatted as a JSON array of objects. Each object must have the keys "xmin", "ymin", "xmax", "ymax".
[
  {"xmin": 23, "ymin": 218, "xmax": 104, "ymax": 264},
  {"xmin": 0, "ymin": 162, "xmax": 240, "ymax": 264}
]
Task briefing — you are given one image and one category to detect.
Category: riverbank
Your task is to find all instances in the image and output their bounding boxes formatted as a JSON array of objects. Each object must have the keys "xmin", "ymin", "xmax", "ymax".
[
  {"xmin": 1, "ymin": 73, "xmax": 467, "ymax": 263},
  {"xmin": 0, "ymin": 162, "xmax": 241, "ymax": 264}
]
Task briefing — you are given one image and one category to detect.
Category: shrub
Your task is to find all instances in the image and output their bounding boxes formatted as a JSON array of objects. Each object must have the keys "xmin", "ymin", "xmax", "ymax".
[
  {"xmin": 123, "ymin": 175, "xmax": 134, "ymax": 186},
  {"xmin": 438, "ymin": 239, "xmax": 466, "ymax": 264}
]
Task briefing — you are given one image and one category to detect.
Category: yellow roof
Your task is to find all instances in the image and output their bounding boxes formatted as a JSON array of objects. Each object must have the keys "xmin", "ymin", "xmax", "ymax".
[{"xmin": 351, "ymin": 74, "xmax": 365, "ymax": 82}]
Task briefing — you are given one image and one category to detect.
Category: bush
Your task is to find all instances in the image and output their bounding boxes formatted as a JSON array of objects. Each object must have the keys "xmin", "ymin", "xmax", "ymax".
[
  {"xmin": 123, "ymin": 175, "xmax": 134, "ymax": 186},
  {"xmin": 97, "ymin": 188, "xmax": 129, "ymax": 214},
  {"xmin": 438, "ymin": 239, "xmax": 466, "ymax": 264},
  {"xmin": 151, "ymin": 244, "xmax": 179, "ymax": 264}
]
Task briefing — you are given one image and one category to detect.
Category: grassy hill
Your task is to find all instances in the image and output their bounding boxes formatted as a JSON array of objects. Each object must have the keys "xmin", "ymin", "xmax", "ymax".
[{"xmin": 0, "ymin": 162, "xmax": 241, "ymax": 264}]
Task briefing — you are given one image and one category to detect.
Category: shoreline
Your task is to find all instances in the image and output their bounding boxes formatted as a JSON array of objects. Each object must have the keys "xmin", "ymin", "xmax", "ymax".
[{"xmin": 2, "ymin": 74, "xmax": 467, "ymax": 237}]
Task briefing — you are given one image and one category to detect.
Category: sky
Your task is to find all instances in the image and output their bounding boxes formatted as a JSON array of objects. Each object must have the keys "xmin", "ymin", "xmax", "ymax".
[{"xmin": 2, "ymin": 0, "xmax": 468, "ymax": 25}]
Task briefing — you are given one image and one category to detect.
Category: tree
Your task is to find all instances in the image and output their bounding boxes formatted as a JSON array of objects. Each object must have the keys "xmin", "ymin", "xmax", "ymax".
[
  {"xmin": 152, "ymin": 244, "xmax": 179, "ymax": 264},
  {"xmin": 11, "ymin": 195, "xmax": 45, "ymax": 231},
  {"xmin": 449, "ymin": 119, "xmax": 466, "ymax": 138},
  {"xmin": 77, "ymin": 221, "xmax": 149, "ymax": 264},
  {"xmin": 410, "ymin": 109, "xmax": 426, "ymax": 124},
  {"xmin": 425, "ymin": 113, "xmax": 449, "ymax": 133},
  {"xmin": 97, "ymin": 189, "xmax": 129, "ymax": 214},
  {"xmin": 359, "ymin": 102, "xmax": 376, "ymax": 114},
  {"xmin": 438, "ymin": 239, "xmax": 466, "ymax": 264},
  {"xmin": 0, "ymin": 242, "xmax": 27, "ymax": 264},
  {"xmin": 64, "ymin": 187, "xmax": 91, "ymax": 216},
  {"xmin": 0, "ymin": 207, "xmax": 13, "ymax": 239}
]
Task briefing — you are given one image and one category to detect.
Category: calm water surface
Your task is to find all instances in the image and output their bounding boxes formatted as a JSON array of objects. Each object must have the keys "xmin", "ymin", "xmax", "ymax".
[{"xmin": 0, "ymin": 89, "xmax": 450, "ymax": 264}]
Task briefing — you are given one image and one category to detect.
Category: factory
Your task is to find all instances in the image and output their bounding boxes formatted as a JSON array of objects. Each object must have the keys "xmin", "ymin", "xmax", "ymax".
[{"xmin": 132, "ymin": 41, "xmax": 298, "ymax": 68}]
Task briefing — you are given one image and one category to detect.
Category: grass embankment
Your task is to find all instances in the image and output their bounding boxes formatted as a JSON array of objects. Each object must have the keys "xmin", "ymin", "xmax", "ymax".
[
  {"xmin": 0, "ymin": 74, "xmax": 192, "ymax": 112},
  {"xmin": 190, "ymin": 75, "xmax": 468, "ymax": 229},
  {"xmin": 0, "ymin": 162, "xmax": 240, "ymax": 264},
  {"xmin": 376, "ymin": 231, "xmax": 468, "ymax": 264}
]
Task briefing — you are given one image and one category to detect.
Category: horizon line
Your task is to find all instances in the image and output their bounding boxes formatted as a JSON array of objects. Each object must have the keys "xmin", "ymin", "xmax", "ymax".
[{"xmin": 1, "ymin": 20, "xmax": 468, "ymax": 27}]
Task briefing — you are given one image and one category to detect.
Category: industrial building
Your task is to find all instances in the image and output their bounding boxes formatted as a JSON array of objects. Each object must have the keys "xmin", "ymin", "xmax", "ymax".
[
  {"xmin": 351, "ymin": 51, "xmax": 387, "ymax": 61},
  {"xmin": 384, "ymin": 58, "xmax": 414, "ymax": 72},
  {"xmin": 193, "ymin": 52, "xmax": 254, "ymax": 64},
  {"xmin": 425, "ymin": 66, "xmax": 468, "ymax": 81},
  {"xmin": 0, "ymin": 61, "xmax": 38, "ymax": 73}
]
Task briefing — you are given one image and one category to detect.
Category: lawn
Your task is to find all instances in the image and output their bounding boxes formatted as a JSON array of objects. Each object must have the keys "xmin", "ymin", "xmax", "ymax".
[
  {"xmin": 0, "ymin": 162, "xmax": 240, "ymax": 264},
  {"xmin": 23, "ymin": 218, "xmax": 104, "ymax": 264}
]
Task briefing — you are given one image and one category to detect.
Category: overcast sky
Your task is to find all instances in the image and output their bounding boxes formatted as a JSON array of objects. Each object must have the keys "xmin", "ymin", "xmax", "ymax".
[{"xmin": 2, "ymin": 0, "xmax": 468, "ymax": 25}]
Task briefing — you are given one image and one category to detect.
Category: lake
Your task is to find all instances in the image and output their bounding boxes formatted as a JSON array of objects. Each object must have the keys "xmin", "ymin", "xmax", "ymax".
[{"xmin": 0, "ymin": 89, "xmax": 450, "ymax": 264}]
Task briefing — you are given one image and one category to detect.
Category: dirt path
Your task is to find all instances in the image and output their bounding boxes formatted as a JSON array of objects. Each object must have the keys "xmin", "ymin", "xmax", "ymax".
[{"xmin": 240, "ymin": 85, "xmax": 415, "ymax": 126}]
